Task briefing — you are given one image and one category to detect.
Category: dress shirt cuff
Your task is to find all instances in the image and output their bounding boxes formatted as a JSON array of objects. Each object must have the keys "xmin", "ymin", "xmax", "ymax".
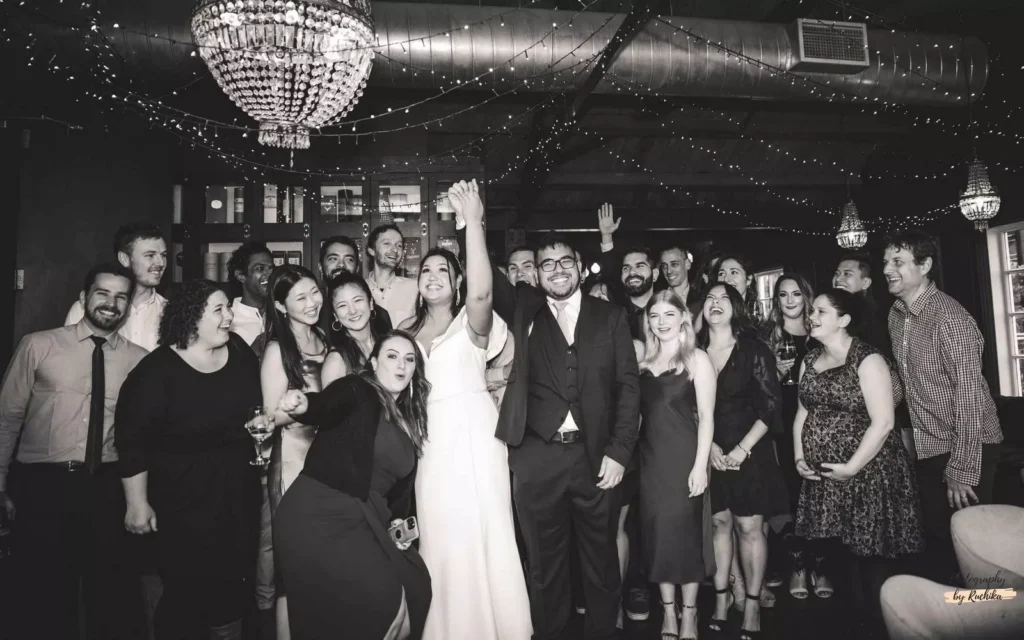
[
  {"xmin": 943, "ymin": 459, "xmax": 982, "ymax": 487},
  {"xmin": 600, "ymin": 242, "xmax": 614, "ymax": 252}
]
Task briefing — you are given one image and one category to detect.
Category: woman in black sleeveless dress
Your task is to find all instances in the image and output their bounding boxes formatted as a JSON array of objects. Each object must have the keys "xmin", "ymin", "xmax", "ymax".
[
  {"xmin": 794, "ymin": 290, "xmax": 923, "ymax": 637},
  {"xmin": 636, "ymin": 291, "xmax": 717, "ymax": 640},
  {"xmin": 698, "ymin": 284, "xmax": 788, "ymax": 640},
  {"xmin": 273, "ymin": 331, "xmax": 432, "ymax": 639}
]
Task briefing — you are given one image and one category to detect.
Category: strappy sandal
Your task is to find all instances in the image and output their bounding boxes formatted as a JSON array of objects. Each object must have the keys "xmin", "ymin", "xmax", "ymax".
[
  {"xmin": 812, "ymin": 570, "xmax": 834, "ymax": 598},
  {"xmin": 659, "ymin": 599, "xmax": 680, "ymax": 639},
  {"xmin": 706, "ymin": 587, "xmax": 732, "ymax": 636},
  {"xmin": 738, "ymin": 593, "xmax": 762, "ymax": 640},
  {"xmin": 759, "ymin": 586, "xmax": 776, "ymax": 609},
  {"xmin": 730, "ymin": 573, "xmax": 746, "ymax": 613},
  {"xmin": 678, "ymin": 603, "xmax": 699, "ymax": 640}
]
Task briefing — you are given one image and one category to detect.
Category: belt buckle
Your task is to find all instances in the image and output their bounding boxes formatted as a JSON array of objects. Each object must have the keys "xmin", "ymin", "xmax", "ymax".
[
  {"xmin": 556, "ymin": 431, "xmax": 579, "ymax": 444},
  {"xmin": 63, "ymin": 461, "xmax": 85, "ymax": 471}
]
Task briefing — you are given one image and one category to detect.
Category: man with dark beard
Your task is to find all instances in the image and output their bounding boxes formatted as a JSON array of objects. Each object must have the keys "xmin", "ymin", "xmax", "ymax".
[{"xmin": 1, "ymin": 263, "xmax": 148, "ymax": 640}]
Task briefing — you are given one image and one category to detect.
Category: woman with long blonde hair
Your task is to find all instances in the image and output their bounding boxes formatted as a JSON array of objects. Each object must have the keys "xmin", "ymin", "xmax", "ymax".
[{"xmin": 635, "ymin": 290, "xmax": 717, "ymax": 640}]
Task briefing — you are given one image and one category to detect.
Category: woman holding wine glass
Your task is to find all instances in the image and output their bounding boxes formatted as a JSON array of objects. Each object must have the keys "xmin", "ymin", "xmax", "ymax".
[
  {"xmin": 115, "ymin": 280, "xmax": 265, "ymax": 640},
  {"xmin": 260, "ymin": 265, "xmax": 328, "ymax": 640},
  {"xmin": 763, "ymin": 274, "xmax": 827, "ymax": 598}
]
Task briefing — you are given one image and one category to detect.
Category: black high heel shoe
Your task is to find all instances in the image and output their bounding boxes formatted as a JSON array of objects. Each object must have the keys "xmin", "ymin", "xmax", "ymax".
[
  {"xmin": 706, "ymin": 587, "xmax": 732, "ymax": 636},
  {"xmin": 738, "ymin": 592, "xmax": 762, "ymax": 640}
]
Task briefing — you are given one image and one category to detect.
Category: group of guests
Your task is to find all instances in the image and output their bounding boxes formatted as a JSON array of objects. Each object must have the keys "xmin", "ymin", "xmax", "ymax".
[{"xmin": 0, "ymin": 187, "xmax": 1004, "ymax": 640}]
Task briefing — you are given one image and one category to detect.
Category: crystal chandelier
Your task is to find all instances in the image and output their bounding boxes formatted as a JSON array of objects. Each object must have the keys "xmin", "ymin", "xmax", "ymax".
[
  {"xmin": 959, "ymin": 156, "xmax": 1001, "ymax": 231},
  {"xmin": 191, "ymin": 0, "xmax": 376, "ymax": 150},
  {"xmin": 836, "ymin": 198, "xmax": 868, "ymax": 249}
]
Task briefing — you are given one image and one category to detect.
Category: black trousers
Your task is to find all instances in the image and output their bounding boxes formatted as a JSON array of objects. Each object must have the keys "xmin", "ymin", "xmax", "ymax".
[
  {"xmin": 913, "ymin": 443, "xmax": 1001, "ymax": 586},
  {"xmin": 7, "ymin": 462, "xmax": 145, "ymax": 640},
  {"xmin": 511, "ymin": 435, "xmax": 621, "ymax": 640}
]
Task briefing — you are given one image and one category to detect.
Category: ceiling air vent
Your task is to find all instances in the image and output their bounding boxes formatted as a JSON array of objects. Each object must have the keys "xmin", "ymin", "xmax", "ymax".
[{"xmin": 792, "ymin": 19, "xmax": 869, "ymax": 74}]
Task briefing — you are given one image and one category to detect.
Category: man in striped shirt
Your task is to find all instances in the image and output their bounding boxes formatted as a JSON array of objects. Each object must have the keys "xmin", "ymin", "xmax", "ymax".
[{"xmin": 884, "ymin": 230, "xmax": 1003, "ymax": 586}]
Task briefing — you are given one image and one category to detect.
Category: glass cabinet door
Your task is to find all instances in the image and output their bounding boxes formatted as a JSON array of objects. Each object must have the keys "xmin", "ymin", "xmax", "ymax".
[
  {"xmin": 320, "ymin": 182, "xmax": 365, "ymax": 223},
  {"xmin": 262, "ymin": 184, "xmax": 305, "ymax": 223},
  {"xmin": 205, "ymin": 184, "xmax": 246, "ymax": 223}
]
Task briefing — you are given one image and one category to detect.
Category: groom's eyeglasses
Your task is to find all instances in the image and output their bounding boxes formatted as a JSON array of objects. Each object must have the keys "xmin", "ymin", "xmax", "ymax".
[{"xmin": 538, "ymin": 257, "xmax": 578, "ymax": 272}]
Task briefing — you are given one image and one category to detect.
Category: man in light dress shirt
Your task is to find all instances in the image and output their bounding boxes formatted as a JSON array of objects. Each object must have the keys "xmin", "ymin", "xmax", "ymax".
[
  {"xmin": 1, "ymin": 263, "xmax": 148, "ymax": 640},
  {"xmin": 883, "ymin": 230, "xmax": 1003, "ymax": 586},
  {"xmin": 227, "ymin": 242, "xmax": 274, "ymax": 347},
  {"xmin": 365, "ymin": 223, "xmax": 419, "ymax": 328},
  {"xmin": 64, "ymin": 224, "xmax": 168, "ymax": 352}
]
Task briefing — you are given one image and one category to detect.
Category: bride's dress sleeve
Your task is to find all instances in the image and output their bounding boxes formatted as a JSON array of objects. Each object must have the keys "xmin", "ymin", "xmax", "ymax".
[{"xmin": 462, "ymin": 309, "xmax": 509, "ymax": 361}]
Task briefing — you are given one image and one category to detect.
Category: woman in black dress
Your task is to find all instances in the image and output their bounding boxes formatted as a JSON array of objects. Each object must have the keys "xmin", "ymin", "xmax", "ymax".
[
  {"xmin": 794, "ymin": 290, "xmax": 923, "ymax": 637},
  {"xmin": 762, "ymin": 273, "xmax": 828, "ymax": 598},
  {"xmin": 117, "ymin": 280, "xmax": 263, "ymax": 640},
  {"xmin": 273, "ymin": 331, "xmax": 432, "ymax": 640},
  {"xmin": 698, "ymin": 284, "xmax": 788, "ymax": 640},
  {"xmin": 636, "ymin": 291, "xmax": 717, "ymax": 640}
]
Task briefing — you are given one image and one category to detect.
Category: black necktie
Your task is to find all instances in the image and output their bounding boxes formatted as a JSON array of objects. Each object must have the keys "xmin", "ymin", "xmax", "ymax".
[{"xmin": 86, "ymin": 336, "xmax": 106, "ymax": 473}]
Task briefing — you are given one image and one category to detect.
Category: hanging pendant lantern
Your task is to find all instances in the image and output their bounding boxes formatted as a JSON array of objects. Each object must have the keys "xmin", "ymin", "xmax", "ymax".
[
  {"xmin": 959, "ymin": 157, "xmax": 1000, "ymax": 231},
  {"xmin": 191, "ymin": 0, "xmax": 376, "ymax": 150},
  {"xmin": 836, "ymin": 198, "xmax": 868, "ymax": 249}
]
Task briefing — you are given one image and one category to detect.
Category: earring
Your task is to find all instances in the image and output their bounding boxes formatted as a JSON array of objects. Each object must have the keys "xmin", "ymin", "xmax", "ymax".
[
  {"xmin": 370, "ymin": 308, "xmax": 377, "ymax": 319},
  {"xmin": 332, "ymin": 320, "xmax": 342, "ymax": 332}
]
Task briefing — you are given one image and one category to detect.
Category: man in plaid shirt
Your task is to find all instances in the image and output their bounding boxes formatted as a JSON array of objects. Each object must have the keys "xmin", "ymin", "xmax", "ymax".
[{"xmin": 884, "ymin": 230, "xmax": 1003, "ymax": 585}]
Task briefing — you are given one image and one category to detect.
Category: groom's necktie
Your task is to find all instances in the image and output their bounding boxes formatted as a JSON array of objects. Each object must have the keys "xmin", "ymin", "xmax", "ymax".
[{"xmin": 552, "ymin": 300, "xmax": 574, "ymax": 346}]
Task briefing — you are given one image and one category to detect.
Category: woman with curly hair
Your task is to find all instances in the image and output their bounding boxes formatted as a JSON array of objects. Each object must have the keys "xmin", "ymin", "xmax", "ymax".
[
  {"xmin": 273, "ymin": 331, "xmax": 433, "ymax": 639},
  {"xmin": 115, "ymin": 280, "xmax": 264, "ymax": 640}
]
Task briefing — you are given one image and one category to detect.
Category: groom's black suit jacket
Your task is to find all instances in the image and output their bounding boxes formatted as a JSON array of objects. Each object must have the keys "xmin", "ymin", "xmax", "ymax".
[{"xmin": 492, "ymin": 277, "xmax": 640, "ymax": 477}]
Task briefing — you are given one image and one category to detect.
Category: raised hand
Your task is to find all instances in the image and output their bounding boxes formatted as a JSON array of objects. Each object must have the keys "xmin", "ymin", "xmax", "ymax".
[
  {"xmin": 448, "ymin": 179, "xmax": 484, "ymax": 226},
  {"xmin": 597, "ymin": 203, "xmax": 620, "ymax": 238}
]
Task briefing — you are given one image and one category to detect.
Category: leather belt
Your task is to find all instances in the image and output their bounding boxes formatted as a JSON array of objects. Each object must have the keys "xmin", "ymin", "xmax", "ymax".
[
  {"xmin": 552, "ymin": 431, "xmax": 581, "ymax": 444},
  {"xmin": 14, "ymin": 461, "xmax": 116, "ymax": 472}
]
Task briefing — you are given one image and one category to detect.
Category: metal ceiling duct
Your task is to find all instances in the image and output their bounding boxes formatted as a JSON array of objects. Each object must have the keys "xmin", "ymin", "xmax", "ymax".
[{"xmin": 81, "ymin": 1, "xmax": 988, "ymax": 106}]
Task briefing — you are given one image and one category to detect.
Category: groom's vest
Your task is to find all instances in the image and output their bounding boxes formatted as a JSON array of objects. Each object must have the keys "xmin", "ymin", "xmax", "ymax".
[{"xmin": 525, "ymin": 305, "xmax": 583, "ymax": 441}]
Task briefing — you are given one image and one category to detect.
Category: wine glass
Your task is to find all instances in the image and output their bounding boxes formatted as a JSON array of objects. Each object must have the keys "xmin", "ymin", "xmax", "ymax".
[
  {"xmin": 777, "ymin": 338, "xmax": 798, "ymax": 386},
  {"xmin": 246, "ymin": 406, "xmax": 274, "ymax": 467}
]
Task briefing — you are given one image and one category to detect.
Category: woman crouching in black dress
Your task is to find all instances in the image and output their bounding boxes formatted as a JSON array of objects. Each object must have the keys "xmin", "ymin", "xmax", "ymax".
[{"xmin": 274, "ymin": 330, "xmax": 432, "ymax": 640}]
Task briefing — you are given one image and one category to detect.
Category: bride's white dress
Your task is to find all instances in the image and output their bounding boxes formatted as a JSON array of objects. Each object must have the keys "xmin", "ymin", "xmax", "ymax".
[{"xmin": 416, "ymin": 308, "xmax": 533, "ymax": 640}]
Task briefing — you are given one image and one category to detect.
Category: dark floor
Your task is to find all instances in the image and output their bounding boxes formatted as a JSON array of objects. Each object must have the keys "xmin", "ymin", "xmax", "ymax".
[{"xmin": 595, "ymin": 580, "xmax": 859, "ymax": 640}]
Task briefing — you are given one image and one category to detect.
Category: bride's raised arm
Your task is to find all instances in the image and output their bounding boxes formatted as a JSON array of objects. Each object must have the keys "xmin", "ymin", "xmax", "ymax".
[{"xmin": 449, "ymin": 179, "xmax": 493, "ymax": 348}]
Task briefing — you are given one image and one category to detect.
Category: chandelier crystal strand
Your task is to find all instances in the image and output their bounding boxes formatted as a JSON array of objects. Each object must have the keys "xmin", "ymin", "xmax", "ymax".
[
  {"xmin": 836, "ymin": 198, "xmax": 868, "ymax": 249},
  {"xmin": 959, "ymin": 157, "xmax": 1001, "ymax": 231},
  {"xmin": 191, "ymin": 0, "xmax": 376, "ymax": 150}
]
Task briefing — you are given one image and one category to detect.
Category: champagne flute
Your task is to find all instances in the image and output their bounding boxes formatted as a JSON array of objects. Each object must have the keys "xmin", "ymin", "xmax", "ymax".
[{"xmin": 246, "ymin": 406, "xmax": 274, "ymax": 467}]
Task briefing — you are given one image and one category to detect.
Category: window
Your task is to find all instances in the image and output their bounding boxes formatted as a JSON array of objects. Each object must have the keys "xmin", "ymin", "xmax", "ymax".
[
  {"xmin": 755, "ymin": 268, "xmax": 783, "ymax": 319},
  {"xmin": 987, "ymin": 222, "xmax": 1024, "ymax": 396}
]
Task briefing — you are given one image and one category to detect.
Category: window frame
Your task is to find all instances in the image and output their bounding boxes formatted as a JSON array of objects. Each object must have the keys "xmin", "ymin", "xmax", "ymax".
[{"xmin": 987, "ymin": 222, "xmax": 1024, "ymax": 396}]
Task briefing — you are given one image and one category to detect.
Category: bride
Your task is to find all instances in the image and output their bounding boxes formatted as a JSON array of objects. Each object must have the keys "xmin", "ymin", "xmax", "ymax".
[{"xmin": 400, "ymin": 180, "xmax": 532, "ymax": 639}]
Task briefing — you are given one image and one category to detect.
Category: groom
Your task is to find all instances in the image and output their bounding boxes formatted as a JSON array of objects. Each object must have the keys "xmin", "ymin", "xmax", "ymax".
[{"xmin": 494, "ymin": 233, "xmax": 640, "ymax": 639}]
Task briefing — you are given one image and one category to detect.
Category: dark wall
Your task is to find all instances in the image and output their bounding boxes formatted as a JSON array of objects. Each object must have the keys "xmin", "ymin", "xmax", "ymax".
[{"xmin": 12, "ymin": 124, "xmax": 175, "ymax": 346}]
